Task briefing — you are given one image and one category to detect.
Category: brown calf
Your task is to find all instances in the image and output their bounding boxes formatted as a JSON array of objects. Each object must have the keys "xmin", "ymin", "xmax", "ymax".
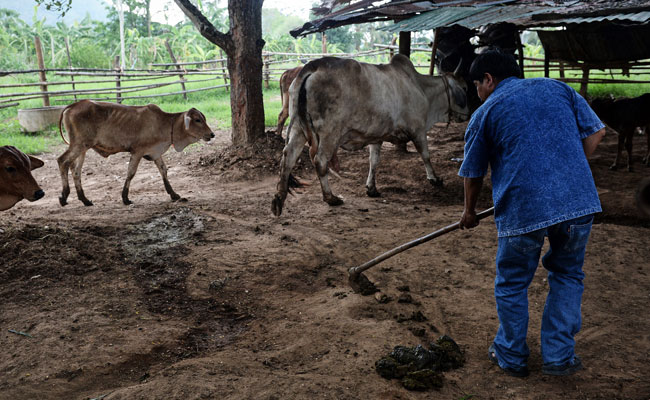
[
  {"xmin": 276, "ymin": 66, "xmax": 303, "ymax": 136},
  {"xmin": 0, "ymin": 146, "xmax": 45, "ymax": 211},
  {"xmin": 57, "ymin": 100, "xmax": 214, "ymax": 206}
]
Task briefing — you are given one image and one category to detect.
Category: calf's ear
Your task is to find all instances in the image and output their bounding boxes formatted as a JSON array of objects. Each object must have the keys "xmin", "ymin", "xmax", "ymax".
[
  {"xmin": 28, "ymin": 155, "xmax": 44, "ymax": 170},
  {"xmin": 184, "ymin": 112, "xmax": 191, "ymax": 130}
]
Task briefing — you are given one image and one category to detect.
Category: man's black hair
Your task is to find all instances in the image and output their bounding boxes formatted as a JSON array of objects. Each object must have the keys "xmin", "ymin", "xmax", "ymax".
[{"xmin": 469, "ymin": 48, "xmax": 521, "ymax": 82}]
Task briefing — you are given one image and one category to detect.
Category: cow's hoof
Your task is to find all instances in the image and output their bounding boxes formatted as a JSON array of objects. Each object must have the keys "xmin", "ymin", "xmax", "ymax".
[
  {"xmin": 326, "ymin": 196, "xmax": 344, "ymax": 206},
  {"xmin": 171, "ymin": 193, "xmax": 181, "ymax": 201},
  {"xmin": 122, "ymin": 199, "xmax": 132, "ymax": 206},
  {"xmin": 59, "ymin": 197, "xmax": 68, "ymax": 207},
  {"xmin": 366, "ymin": 186, "xmax": 381, "ymax": 198},
  {"xmin": 179, "ymin": 197, "xmax": 188, "ymax": 203},
  {"xmin": 428, "ymin": 177, "xmax": 444, "ymax": 187},
  {"xmin": 272, "ymin": 195, "xmax": 284, "ymax": 216},
  {"xmin": 82, "ymin": 200, "xmax": 94, "ymax": 206}
]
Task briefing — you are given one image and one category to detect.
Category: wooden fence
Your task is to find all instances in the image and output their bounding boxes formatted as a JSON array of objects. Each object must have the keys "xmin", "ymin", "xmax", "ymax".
[{"xmin": 2, "ymin": 37, "xmax": 649, "ymax": 111}]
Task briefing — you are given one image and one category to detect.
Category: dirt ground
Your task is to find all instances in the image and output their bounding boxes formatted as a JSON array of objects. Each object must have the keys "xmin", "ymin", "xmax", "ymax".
[{"xmin": 1, "ymin": 121, "xmax": 649, "ymax": 400}]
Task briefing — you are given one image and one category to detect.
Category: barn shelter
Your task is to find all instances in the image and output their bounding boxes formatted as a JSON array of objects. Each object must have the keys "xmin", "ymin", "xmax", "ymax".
[{"xmin": 291, "ymin": 0, "xmax": 650, "ymax": 97}]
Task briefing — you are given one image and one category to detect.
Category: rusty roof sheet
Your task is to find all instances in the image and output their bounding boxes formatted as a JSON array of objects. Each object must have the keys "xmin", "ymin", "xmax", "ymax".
[
  {"xmin": 291, "ymin": 0, "xmax": 650, "ymax": 37},
  {"xmin": 383, "ymin": 4, "xmax": 558, "ymax": 32}
]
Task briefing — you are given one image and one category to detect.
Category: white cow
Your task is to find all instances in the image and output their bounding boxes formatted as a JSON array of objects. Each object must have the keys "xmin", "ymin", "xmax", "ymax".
[{"xmin": 272, "ymin": 54, "xmax": 469, "ymax": 216}]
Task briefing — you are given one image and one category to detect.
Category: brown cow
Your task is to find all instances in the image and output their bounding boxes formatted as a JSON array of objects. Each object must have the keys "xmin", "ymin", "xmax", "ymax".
[
  {"xmin": 276, "ymin": 66, "xmax": 303, "ymax": 136},
  {"xmin": 57, "ymin": 100, "xmax": 214, "ymax": 206},
  {"xmin": 0, "ymin": 146, "xmax": 45, "ymax": 211}
]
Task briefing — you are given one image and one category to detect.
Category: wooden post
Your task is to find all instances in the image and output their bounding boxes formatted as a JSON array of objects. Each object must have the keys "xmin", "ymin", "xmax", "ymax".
[
  {"xmin": 164, "ymin": 40, "xmax": 187, "ymax": 100},
  {"xmin": 515, "ymin": 30, "xmax": 525, "ymax": 78},
  {"xmin": 64, "ymin": 37, "xmax": 77, "ymax": 102},
  {"xmin": 219, "ymin": 49, "xmax": 229, "ymax": 92},
  {"xmin": 544, "ymin": 51, "xmax": 550, "ymax": 78},
  {"xmin": 579, "ymin": 66, "xmax": 590, "ymax": 97},
  {"xmin": 34, "ymin": 36, "xmax": 50, "ymax": 107},
  {"xmin": 113, "ymin": 56, "xmax": 122, "ymax": 103},
  {"xmin": 429, "ymin": 28, "xmax": 441, "ymax": 75},
  {"xmin": 399, "ymin": 31, "xmax": 411, "ymax": 58},
  {"xmin": 264, "ymin": 54, "xmax": 270, "ymax": 89},
  {"xmin": 559, "ymin": 61, "xmax": 565, "ymax": 78},
  {"xmin": 322, "ymin": 32, "xmax": 327, "ymax": 54}
]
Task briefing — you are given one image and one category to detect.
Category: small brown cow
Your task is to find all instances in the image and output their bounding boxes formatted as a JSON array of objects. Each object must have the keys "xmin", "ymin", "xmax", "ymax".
[
  {"xmin": 0, "ymin": 146, "xmax": 45, "ymax": 211},
  {"xmin": 57, "ymin": 100, "xmax": 214, "ymax": 206},
  {"xmin": 276, "ymin": 66, "xmax": 303, "ymax": 136}
]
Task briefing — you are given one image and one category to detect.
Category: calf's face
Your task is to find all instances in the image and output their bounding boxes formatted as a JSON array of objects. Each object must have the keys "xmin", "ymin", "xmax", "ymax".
[
  {"xmin": 0, "ymin": 146, "xmax": 45, "ymax": 210},
  {"xmin": 184, "ymin": 108, "xmax": 215, "ymax": 142}
]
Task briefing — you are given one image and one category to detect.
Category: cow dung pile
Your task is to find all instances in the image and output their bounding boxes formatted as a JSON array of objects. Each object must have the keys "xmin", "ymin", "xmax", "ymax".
[{"xmin": 375, "ymin": 335, "xmax": 464, "ymax": 391}]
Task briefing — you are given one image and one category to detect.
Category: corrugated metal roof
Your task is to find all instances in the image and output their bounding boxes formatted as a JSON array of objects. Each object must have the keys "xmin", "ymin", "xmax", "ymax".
[
  {"xmin": 382, "ymin": 5, "xmax": 564, "ymax": 32},
  {"xmin": 521, "ymin": 10, "xmax": 650, "ymax": 26}
]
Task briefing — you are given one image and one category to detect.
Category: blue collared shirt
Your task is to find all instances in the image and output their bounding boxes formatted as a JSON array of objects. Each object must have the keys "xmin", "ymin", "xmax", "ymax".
[{"xmin": 458, "ymin": 77, "xmax": 604, "ymax": 237}]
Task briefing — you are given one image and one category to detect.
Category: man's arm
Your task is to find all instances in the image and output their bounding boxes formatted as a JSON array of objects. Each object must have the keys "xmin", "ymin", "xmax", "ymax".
[
  {"xmin": 583, "ymin": 127, "xmax": 606, "ymax": 158},
  {"xmin": 460, "ymin": 176, "xmax": 484, "ymax": 229}
]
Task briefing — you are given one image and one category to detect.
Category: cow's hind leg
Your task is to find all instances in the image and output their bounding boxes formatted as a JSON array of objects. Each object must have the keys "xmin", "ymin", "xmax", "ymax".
[
  {"xmin": 610, "ymin": 131, "xmax": 625, "ymax": 170},
  {"xmin": 153, "ymin": 157, "xmax": 181, "ymax": 202},
  {"xmin": 643, "ymin": 126, "xmax": 650, "ymax": 167},
  {"xmin": 57, "ymin": 146, "xmax": 85, "ymax": 206},
  {"xmin": 314, "ymin": 144, "xmax": 343, "ymax": 207},
  {"xmin": 122, "ymin": 153, "xmax": 143, "ymax": 205},
  {"xmin": 72, "ymin": 150, "xmax": 93, "ymax": 206},
  {"xmin": 366, "ymin": 143, "xmax": 382, "ymax": 197},
  {"xmin": 272, "ymin": 126, "xmax": 307, "ymax": 216},
  {"xmin": 624, "ymin": 130, "xmax": 634, "ymax": 172},
  {"xmin": 412, "ymin": 132, "xmax": 443, "ymax": 187}
]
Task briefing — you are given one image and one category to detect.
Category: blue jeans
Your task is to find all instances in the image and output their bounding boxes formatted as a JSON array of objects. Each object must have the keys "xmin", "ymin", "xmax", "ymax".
[{"xmin": 491, "ymin": 214, "xmax": 594, "ymax": 370}]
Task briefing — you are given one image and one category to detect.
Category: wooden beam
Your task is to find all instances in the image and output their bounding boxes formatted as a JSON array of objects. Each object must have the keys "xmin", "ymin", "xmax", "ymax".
[{"xmin": 399, "ymin": 31, "xmax": 411, "ymax": 58}]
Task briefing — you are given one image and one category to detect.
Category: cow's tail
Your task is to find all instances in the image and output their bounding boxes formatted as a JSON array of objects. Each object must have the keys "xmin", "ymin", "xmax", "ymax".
[
  {"xmin": 58, "ymin": 102, "xmax": 76, "ymax": 145},
  {"xmin": 282, "ymin": 69, "xmax": 317, "ymax": 193}
]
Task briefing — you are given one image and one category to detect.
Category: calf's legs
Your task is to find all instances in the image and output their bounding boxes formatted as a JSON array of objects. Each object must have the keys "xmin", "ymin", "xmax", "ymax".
[
  {"xmin": 122, "ymin": 153, "xmax": 142, "ymax": 205},
  {"xmin": 58, "ymin": 146, "xmax": 92, "ymax": 206},
  {"xmin": 154, "ymin": 157, "xmax": 181, "ymax": 202}
]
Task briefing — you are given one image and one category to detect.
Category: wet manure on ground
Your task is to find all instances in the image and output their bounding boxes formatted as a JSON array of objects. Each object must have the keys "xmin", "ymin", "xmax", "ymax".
[{"xmin": 375, "ymin": 335, "xmax": 465, "ymax": 391}]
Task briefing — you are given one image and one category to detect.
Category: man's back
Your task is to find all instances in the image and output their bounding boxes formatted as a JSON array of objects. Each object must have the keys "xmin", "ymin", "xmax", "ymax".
[{"xmin": 460, "ymin": 77, "xmax": 603, "ymax": 236}]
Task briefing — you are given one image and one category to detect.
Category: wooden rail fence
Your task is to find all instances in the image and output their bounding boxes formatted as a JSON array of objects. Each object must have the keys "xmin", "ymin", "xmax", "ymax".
[{"xmin": 2, "ymin": 37, "xmax": 649, "ymax": 110}]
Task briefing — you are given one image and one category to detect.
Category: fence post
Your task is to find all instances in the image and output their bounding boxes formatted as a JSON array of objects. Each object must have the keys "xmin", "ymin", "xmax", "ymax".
[
  {"xmin": 34, "ymin": 36, "xmax": 50, "ymax": 107},
  {"xmin": 164, "ymin": 40, "xmax": 187, "ymax": 100},
  {"xmin": 579, "ymin": 66, "xmax": 590, "ymax": 97},
  {"xmin": 219, "ymin": 49, "xmax": 229, "ymax": 92},
  {"xmin": 114, "ymin": 56, "xmax": 122, "ymax": 104},
  {"xmin": 515, "ymin": 30, "xmax": 525, "ymax": 78},
  {"xmin": 64, "ymin": 37, "xmax": 78, "ymax": 102},
  {"xmin": 264, "ymin": 54, "xmax": 270, "ymax": 89},
  {"xmin": 429, "ymin": 28, "xmax": 441, "ymax": 75},
  {"xmin": 544, "ymin": 52, "xmax": 550, "ymax": 78}
]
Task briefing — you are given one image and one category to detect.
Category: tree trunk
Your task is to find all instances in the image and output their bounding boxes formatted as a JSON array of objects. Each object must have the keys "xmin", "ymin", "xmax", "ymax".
[
  {"xmin": 174, "ymin": 0, "xmax": 265, "ymax": 146},
  {"xmin": 227, "ymin": 0, "xmax": 265, "ymax": 146},
  {"xmin": 145, "ymin": 0, "xmax": 152, "ymax": 37}
]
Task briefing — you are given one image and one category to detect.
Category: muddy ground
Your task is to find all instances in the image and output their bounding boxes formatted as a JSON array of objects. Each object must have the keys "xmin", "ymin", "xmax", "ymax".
[{"xmin": 1, "ymin": 121, "xmax": 649, "ymax": 400}]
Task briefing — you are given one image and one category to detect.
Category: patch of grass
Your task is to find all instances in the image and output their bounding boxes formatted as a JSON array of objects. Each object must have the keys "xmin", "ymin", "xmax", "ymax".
[{"xmin": 0, "ymin": 120, "xmax": 61, "ymax": 155}]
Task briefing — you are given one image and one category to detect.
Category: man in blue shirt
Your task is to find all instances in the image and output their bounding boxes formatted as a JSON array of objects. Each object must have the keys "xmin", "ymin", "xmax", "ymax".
[{"xmin": 458, "ymin": 49, "xmax": 605, "ymax": 377}]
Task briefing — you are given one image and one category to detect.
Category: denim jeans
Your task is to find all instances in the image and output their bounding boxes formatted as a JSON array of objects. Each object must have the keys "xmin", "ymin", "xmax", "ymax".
[{"xmin": 491, "ymin": 214, "xmax": 594, "ymax": 370}]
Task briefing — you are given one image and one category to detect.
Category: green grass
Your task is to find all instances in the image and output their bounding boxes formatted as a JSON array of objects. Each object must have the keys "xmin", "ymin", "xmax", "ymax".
[{"xmin": 0, "ymin": 119, "xmax": 61, "ymax": 154}]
